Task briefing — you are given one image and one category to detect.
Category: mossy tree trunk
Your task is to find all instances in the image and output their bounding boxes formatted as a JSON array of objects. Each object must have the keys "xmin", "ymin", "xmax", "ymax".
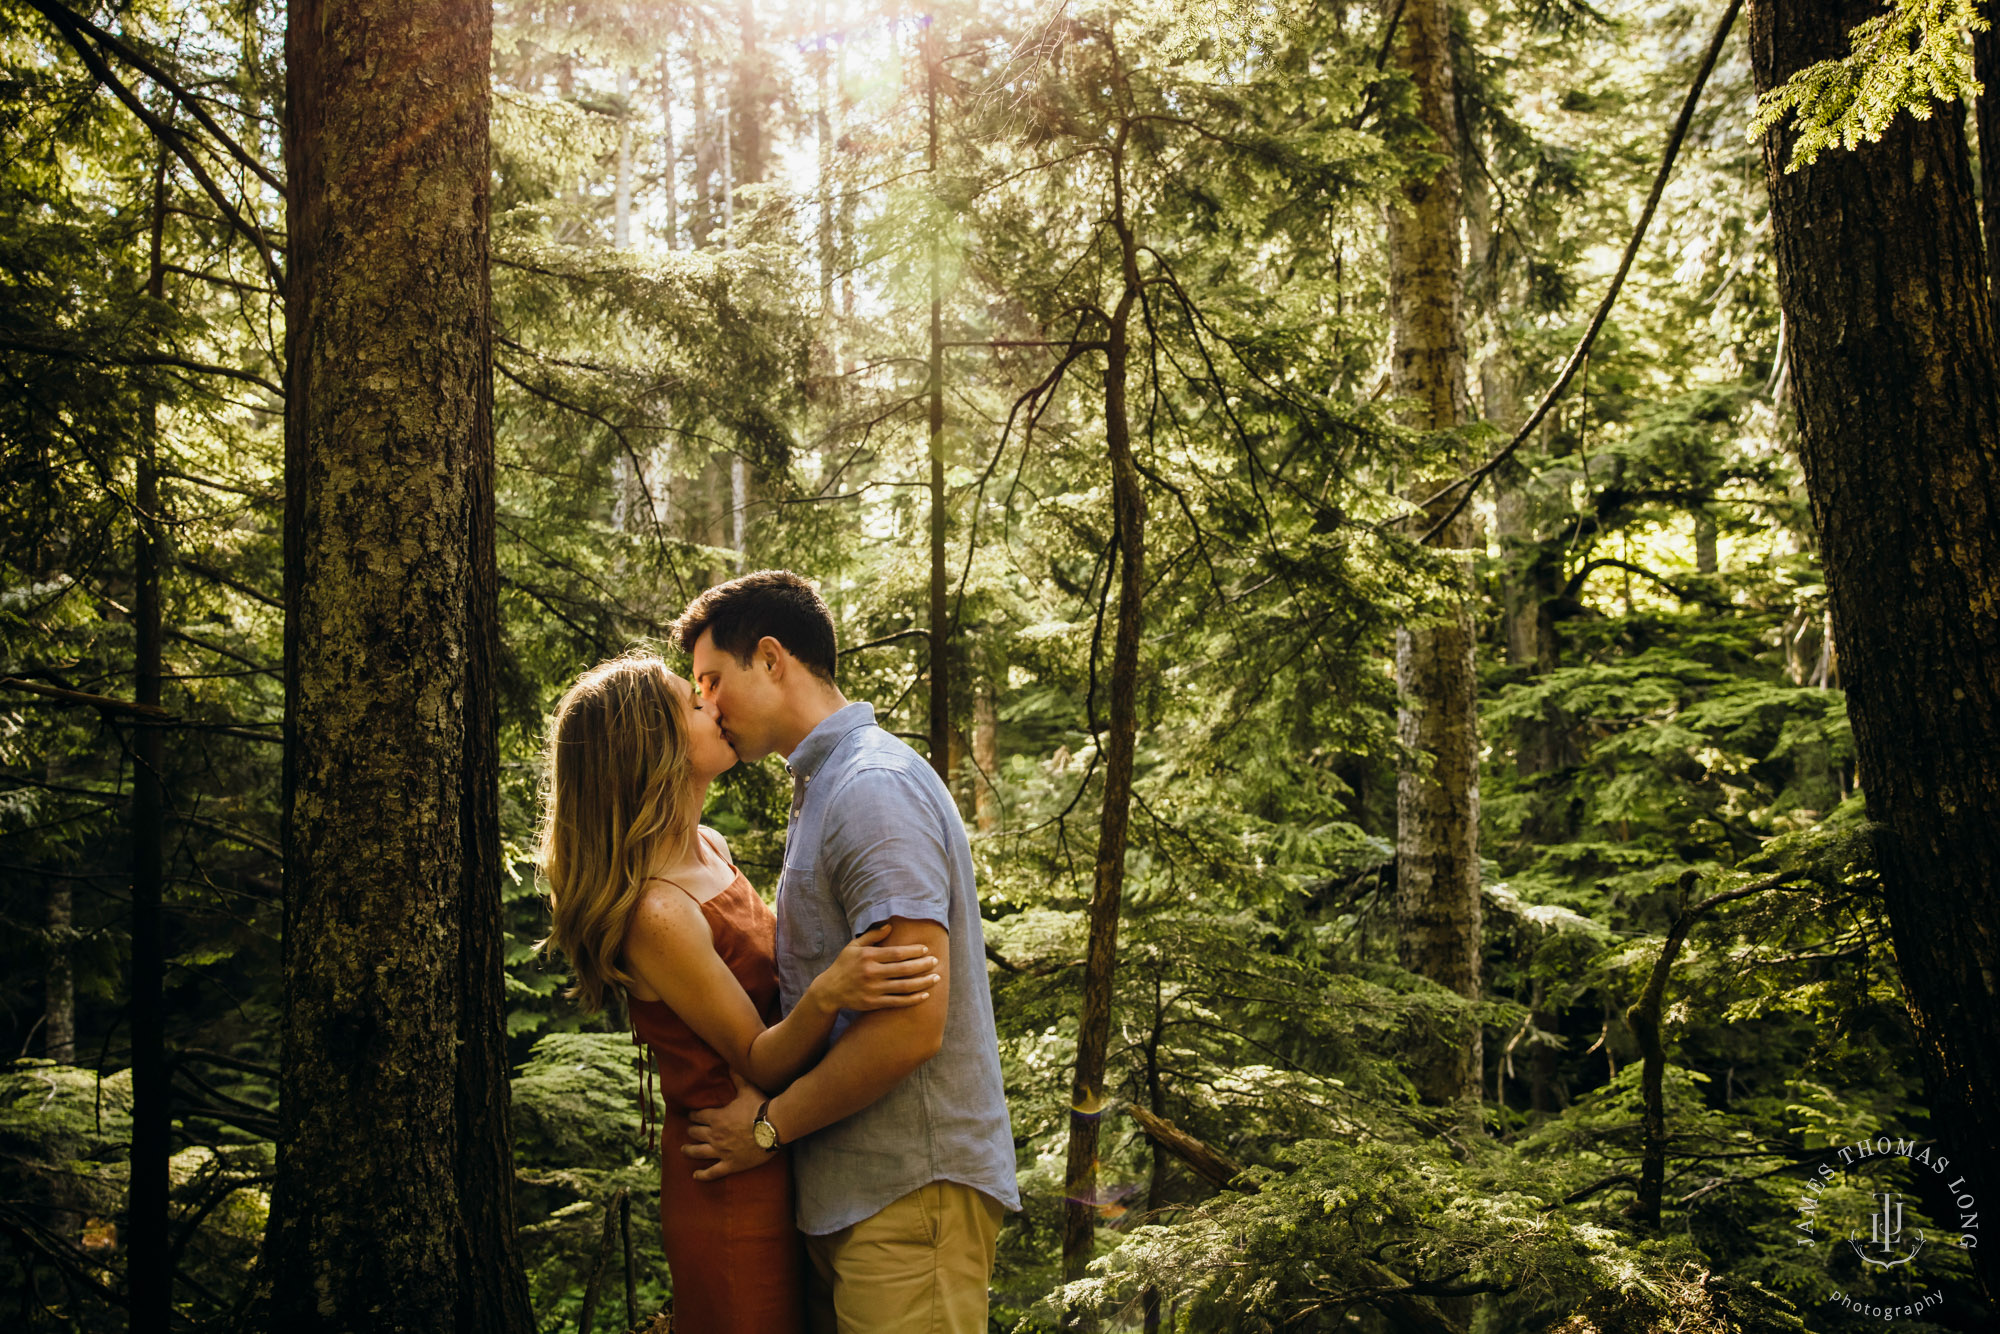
[
  {"xmin": 1387, "ymin": 0, "xmax": 1483, "ymax": 1112},
  {"xmin": 269, "ymin": 0, "xmax": 534, "ymax": 1327},
  {"xmin": 1752, "ymin": 0, "xmax": 2000, "ymax": 1302}
]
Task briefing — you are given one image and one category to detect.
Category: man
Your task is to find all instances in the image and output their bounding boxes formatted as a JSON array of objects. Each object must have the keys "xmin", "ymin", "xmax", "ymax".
[{"xmin": 673, "ymin": 570, "xmax": 1019, "ymax": 1334}]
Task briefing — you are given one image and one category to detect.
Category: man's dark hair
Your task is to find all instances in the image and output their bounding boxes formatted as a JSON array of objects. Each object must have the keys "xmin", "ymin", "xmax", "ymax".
[{"xmin": 672, "ymin": 569, "xmax": 838, "ymax": 682}]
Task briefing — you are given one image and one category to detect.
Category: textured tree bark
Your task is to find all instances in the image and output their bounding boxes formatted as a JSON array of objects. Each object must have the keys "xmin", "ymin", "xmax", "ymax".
[
  {"xmin": 1061, "ymin": 138, "xmax": 1148, "ymax": 1290},
  {"xmin": 1977, "ymin": 26, "xmax": 2000, "ymax": 325},
  {"xmin": 1387, "ymin": 0, "xmax": 1482, "ymax": 1112},
  {"xmin": 1752, "ymin": 0, "xmax": 2000, "ymax": 1303},
  {"xmin": 272, "ymin": 0, "xmax": 534, "ymax": 1327}
]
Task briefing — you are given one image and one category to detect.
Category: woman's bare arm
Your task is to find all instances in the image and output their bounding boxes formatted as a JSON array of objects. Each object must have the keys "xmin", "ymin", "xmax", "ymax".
[{"xmin": 622, "ymin": 890, "xmax": 937, "ymax": 1093}]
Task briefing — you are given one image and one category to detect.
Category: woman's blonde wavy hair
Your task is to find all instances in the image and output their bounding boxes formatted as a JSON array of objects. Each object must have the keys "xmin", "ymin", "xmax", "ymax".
[{"xmin": 536, "ymin": 651, "xmax": 699, "ymax": 1013}]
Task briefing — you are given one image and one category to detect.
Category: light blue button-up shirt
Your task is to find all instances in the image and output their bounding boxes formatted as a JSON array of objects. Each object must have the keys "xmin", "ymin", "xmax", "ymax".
[{"xmin": 774, "ymin": 702, "xmax": 1020, "ymax": 1235}]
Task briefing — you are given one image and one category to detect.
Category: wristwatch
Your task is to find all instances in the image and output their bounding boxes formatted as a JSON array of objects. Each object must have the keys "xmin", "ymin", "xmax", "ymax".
[{"xmin": 753, "ymin": 1099, "xmax": 784, "ymax": 1152}]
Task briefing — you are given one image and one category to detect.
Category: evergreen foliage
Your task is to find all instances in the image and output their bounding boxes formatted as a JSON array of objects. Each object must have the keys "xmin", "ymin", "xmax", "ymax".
[{"xmin": 1750, "ymin": 0, "xmax": 1986, "ymax": 170}]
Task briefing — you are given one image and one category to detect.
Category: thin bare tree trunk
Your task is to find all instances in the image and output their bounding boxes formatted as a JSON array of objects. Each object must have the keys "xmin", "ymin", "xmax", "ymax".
[
  {"xmin": 659, "ymin": 52, "xmax": 678, "ymax": 248},
  {"xmin": 614, "ymin": 66, "xmax": 634, "ymax": 248},
  {"xmin": 973, "ymin": 682, "xmax": 999, "ymax": 834},
  {"xmin": 691, "ymin": 59, "xmax": 712, "ymax": 248},
  {"xmin": 734, "ymin": 0, "xmax": 766, "ymax": 186},
  {"xmin": 815, "ymin": 0, "xmax": 836, "ymax": 369},
  {"xmin": 926, "ymin": 23, "xmax": 950, "ymax": 786},
  {"xmin": 719, "ymin": 85, "xmax": 734, "ymax": 238},
  {"xmin": 127, "ymin": 146, "xmax": 171, "ymax": 1334},
  {"xmin": 43, "ymin": 881, "xmax": 74, "ymax": 1063},
  {"xmin": 1061, "ymin": 131, "xmax": 1148, "ymax": 1294}
]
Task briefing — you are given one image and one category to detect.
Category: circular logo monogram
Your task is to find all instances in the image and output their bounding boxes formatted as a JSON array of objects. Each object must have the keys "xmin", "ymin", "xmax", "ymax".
[{"xmin": 1789, "ymin": 1132, "xmax": 1980, "ymax": 1325}]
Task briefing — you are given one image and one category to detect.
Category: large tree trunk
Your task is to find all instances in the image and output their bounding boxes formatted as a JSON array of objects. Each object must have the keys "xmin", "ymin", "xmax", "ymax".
[
  {"xmin": 1387, "ymin": 0, "xmax": 1482, "ymax": 1112},
  {"xmin": 271, "ymin": 0, "xmax": 534, "ymax": 1327},
  {"xmin": 1752, "ymin": 0, "xmax": 2000, "ymax": 1302},
  {"xmin": 1977, "ymin": 25, "xmax": 2000, "ymax": 325}
]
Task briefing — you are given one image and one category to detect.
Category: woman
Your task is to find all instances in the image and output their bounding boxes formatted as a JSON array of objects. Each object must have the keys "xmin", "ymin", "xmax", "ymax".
[{"xmin": 537, "ymin": 652, "xmax": 939, "ymax": 1332}]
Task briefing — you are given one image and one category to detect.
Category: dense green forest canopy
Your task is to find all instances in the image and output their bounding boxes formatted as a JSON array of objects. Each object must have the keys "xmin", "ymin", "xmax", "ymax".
[{"xmin": 2, "ymin": 0, "xmax": 1996, "ymax": 1329}]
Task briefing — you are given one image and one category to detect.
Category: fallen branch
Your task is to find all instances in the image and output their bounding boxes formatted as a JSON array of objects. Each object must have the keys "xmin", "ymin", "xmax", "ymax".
[{"xmin": 1125, "ymin": 1103, "xmax": 1250, "ymax": 1192}]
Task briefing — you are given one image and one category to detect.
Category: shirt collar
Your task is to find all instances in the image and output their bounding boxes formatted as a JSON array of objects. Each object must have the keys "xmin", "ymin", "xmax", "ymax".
[{"xmin": 784, "ymin": 701, "xmax": 875, "ymax": 785}]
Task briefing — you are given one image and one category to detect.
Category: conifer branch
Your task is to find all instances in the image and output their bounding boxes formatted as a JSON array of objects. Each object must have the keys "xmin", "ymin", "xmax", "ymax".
[
  {"xmin": 24, "ymin": 0, "xmax": 285, "ymax": 288},
  {"xmin": 0, "ymin": 337, "xmax": 282, "ymax": 396},
  {"xmin": 21, "ymin": 0, "xmax": 285, "ymax": 196}
]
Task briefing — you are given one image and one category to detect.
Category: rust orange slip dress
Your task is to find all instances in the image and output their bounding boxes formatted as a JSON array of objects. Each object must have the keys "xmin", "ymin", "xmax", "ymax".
[{"xmin": 627, "ymin": 870, "xmax": 806, "ymax": 1334}]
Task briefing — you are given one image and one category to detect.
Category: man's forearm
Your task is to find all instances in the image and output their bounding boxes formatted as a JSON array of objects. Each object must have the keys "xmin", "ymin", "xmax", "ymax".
[{"xmin": 764, "ymin": 1012, "xmax": 938, "ymax": 1141}]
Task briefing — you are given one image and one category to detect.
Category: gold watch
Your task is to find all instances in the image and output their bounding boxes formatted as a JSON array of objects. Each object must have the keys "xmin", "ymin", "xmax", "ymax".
[{"xmin": 752, "ymin": 1099, "xmax": 783, "ymax": 1152}]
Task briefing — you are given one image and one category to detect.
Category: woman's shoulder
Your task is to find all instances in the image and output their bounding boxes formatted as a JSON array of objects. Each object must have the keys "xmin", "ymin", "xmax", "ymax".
[
  {"xmin": 696, "ymin": 824, "xmax": 733, "ymax": 865},
  {"xmin": 627, "ymin": 876, "xmax": 712, "ymax": 945}
]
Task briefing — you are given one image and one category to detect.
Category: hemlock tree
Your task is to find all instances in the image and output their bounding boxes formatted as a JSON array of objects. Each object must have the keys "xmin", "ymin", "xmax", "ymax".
[
  {"xmin": 266, "ymin": 0, "xmax": 535, "ymax": 1326},
  {"xmin": 1751, "ymin": 0, "xmax": 2000, "ymax": 1303}
]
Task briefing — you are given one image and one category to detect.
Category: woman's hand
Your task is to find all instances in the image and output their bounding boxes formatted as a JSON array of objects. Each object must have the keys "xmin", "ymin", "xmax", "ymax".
[{"xmin": 809, "ymin": 923, "xmax": 940, "ymax": 1015}]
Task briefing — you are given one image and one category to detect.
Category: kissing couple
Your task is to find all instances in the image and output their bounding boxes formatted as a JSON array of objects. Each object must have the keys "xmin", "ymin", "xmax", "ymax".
[{"xmin": 537, "ymin": 570, "xmax": 1021, "ymax": 1333}]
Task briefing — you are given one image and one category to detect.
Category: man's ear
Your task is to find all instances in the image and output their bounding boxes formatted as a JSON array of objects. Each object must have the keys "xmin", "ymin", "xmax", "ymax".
[{"xmin": 755, "ymin": 635, "xmax": 786, "ymax": 678}]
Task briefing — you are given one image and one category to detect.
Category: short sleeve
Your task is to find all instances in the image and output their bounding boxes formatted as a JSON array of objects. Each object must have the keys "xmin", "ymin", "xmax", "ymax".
[{"xmin": 818, "ymin": 764, "xmax": 951, "ymax": 936}]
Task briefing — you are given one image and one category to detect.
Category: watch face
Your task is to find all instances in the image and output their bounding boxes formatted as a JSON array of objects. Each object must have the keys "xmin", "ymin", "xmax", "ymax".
[{"xmin": 753, "ymin": 1119, "xmax": 779, "ymax": 1150}]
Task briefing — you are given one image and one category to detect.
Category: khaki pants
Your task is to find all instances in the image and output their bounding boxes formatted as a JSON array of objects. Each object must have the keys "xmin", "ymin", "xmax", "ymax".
[{"xmin": 804, "ymin": 1181, "xmax": 1003, "ymax": 1334}]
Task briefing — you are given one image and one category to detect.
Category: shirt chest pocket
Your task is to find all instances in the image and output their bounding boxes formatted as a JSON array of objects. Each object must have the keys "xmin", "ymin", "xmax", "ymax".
[{"xmin": 776, "ymin": 857, "xmax": 832, "ymax": 959}]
